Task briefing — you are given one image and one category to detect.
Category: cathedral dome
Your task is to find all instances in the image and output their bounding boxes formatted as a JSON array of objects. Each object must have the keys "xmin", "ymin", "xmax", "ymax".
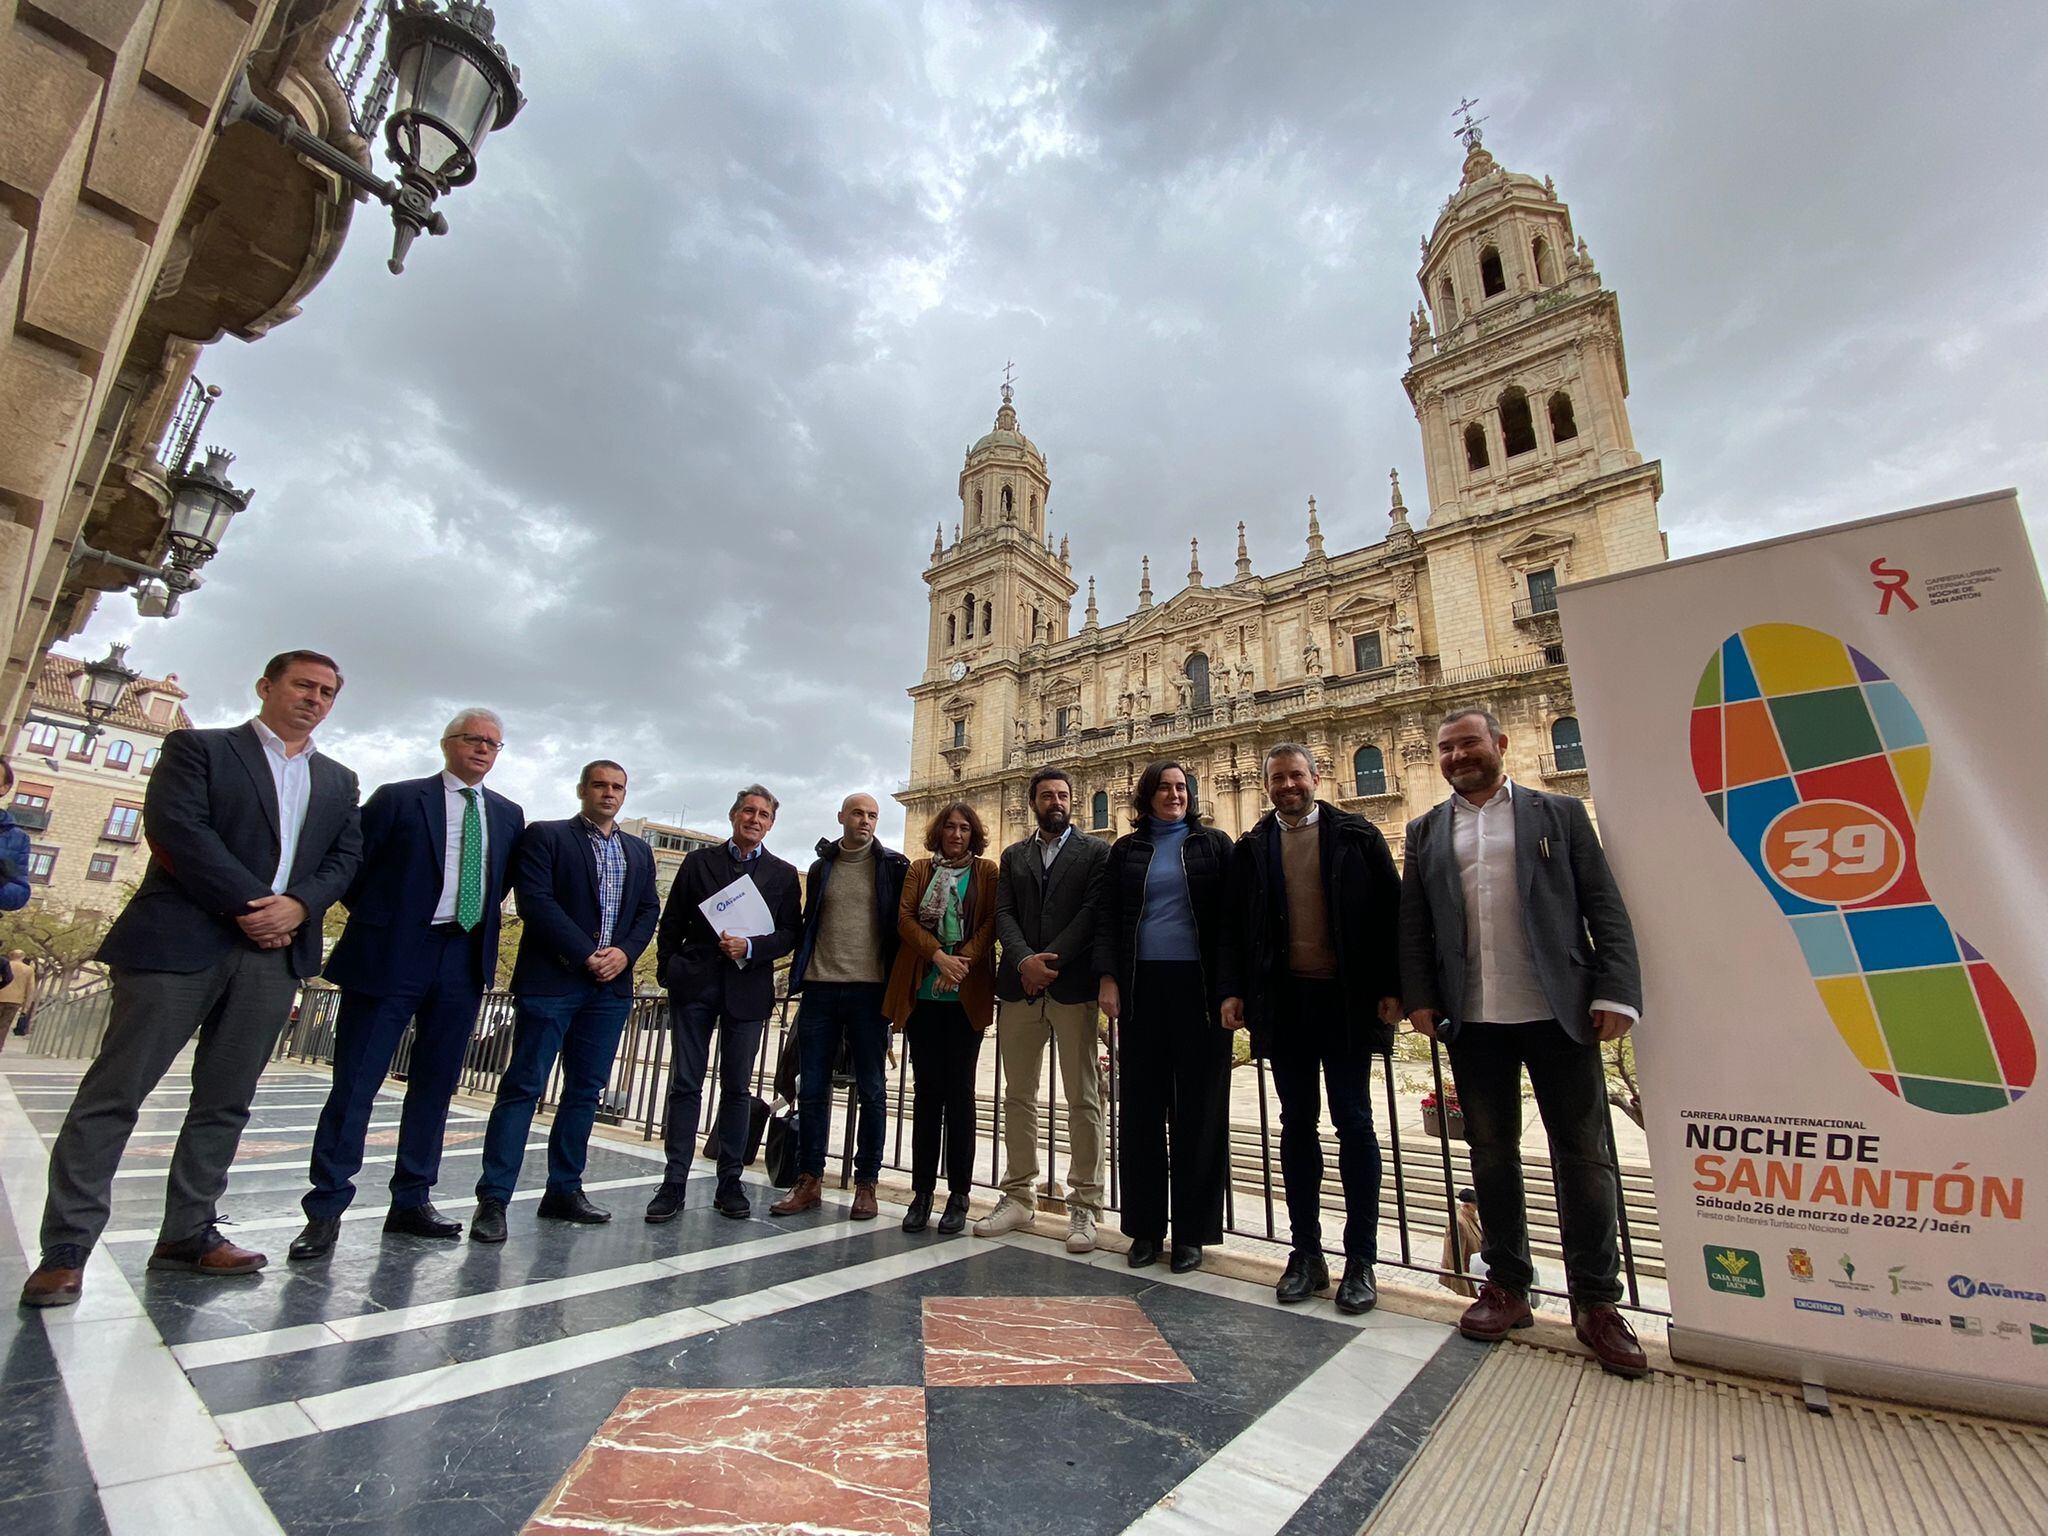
[{"xmin": 967, "ymin": 385, "xmax": 1043, "ymax": 463}]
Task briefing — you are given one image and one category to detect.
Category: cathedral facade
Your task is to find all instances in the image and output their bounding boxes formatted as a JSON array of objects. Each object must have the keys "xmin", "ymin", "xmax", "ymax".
[{"xmin": 899, "ymin": 137, "xmax": 1667, "ymax": 855}]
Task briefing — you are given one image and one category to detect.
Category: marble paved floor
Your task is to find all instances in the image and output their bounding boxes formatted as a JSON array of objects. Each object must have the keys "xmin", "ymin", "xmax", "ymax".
[{"xmin": 0, "ymin": 1059, "xmax": 1486, "ymax": 1535}]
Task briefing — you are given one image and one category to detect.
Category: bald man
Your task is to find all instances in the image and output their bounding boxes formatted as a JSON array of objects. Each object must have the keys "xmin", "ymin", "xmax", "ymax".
[{"xmin": 771, "ymin": 793, "xmax": 910, "ymax": 1219}]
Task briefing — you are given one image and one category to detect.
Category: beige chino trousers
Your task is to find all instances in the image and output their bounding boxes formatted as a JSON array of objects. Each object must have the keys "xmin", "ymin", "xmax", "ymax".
[{"xmin": 995, "ymin": 995, "xmax": 1105, "ymax": 1213}]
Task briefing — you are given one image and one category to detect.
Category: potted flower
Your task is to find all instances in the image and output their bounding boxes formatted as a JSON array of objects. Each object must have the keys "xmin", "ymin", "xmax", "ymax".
[{"xmin": 1421, "ymin": 1089, "xmax": 1465, "ymax": 1141}]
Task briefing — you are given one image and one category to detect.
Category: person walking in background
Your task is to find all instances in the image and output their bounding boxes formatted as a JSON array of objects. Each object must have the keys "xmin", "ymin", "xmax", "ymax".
[
  {"xmin": 1400, "ymin": 705, "xmax": 1647, "ymax": 1378},
  {"xmin": 22, "ymin": 651, "xmax": 361, "ymax": 1307},
  {"xmin": 977, "ymin": 767, "xmax": 1111, "ymax": 1252},
  {"xmin": 884, "ymin": 801, "xmax": 996, "ymax": 1235},
  {"xmin": 1097, "ymin": 760, "xmax": 1235, "ymax": 1274},
  {"xmin": 0, "ymin": 758, "xmax": 35, "ymax": 912},
  {"xmin": 469, "ymin": 760, "xmax": 659, "ymax": 1243},
  {"xmin": 647, "ymin": 783, "xmax": 802, "ymax": 1223},
  {"xmin": 290, "ymin": 710, "xmax": 523, "ymax": 1260},
  {"xmin": 0, "ymin": 949, "xmax": 32, "ymax": 1051},
  {"xmin": 772, "ymin": 793, "xmax": 909, "ymax": 1222},
  {"xmin": 1220, "ymin": 743, "xmax": 1403, "ymax": 1315}
]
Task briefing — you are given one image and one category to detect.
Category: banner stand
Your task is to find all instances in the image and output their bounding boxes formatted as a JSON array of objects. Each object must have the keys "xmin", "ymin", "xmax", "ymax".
[{"xmin": 1559, "ymin": 490, "xmax": 2047, "ymax": 1423}]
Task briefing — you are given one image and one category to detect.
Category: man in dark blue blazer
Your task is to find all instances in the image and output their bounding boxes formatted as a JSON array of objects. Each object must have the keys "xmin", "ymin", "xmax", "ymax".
[
  {"xmin": 290, "ymin": 709, "xmax": 524, "ymax": 1258},
  {"xmin": 23, "ymin": 651, "xmax": 361, "ymax": 1308},
  {"xmin": 469, "ymin": 760, "xmax": 659, "ymax": 1242}
]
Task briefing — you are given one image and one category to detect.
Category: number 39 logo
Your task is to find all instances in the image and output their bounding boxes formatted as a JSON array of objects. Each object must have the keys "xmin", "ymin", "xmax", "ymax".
[{"xmin": 1762, "ymin": 799, "xmax": 1905, "ymax": 906}]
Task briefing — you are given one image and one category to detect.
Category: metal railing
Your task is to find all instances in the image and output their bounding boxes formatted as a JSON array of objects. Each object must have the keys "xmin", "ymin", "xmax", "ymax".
[
  {"xmin": 267, "ymin": 985, "xmax": 1665, "ymax": 1316},
  {"xmin": 15, "ymin": 978, "xmax": 1662, "ymax": 1315}
]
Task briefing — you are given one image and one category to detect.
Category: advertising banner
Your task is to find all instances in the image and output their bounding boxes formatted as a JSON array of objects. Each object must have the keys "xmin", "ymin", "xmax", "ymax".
[{"xmin": 1557, "ymin": 491, "xmax": 2046, "ymax": 1419}]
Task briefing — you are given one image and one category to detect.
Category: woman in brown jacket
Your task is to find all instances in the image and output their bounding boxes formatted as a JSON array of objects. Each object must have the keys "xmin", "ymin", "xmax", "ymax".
[{"xmin": 883, "ymin": 800, "xmax": 997, "ymax": 1235}]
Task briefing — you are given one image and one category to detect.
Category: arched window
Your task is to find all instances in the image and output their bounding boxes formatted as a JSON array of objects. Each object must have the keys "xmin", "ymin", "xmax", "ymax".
[
  {"xmin": 1531, "ymin": 236, "xmax": 1557, "ymax": 287},
  {"xmin": 1499, "ymin": 388, "xmax": 1536, "ymax": 457},
  {"xmin": 1091, "ymin": 790, "xmax": 1109, "ymax": 830},
  {"xmin": 1548, "ymin": 391, "xmax": 1578, "ymax": 442},
  {"xmin": 25, "ymin": 721, "xmax": 57, "ymax": 752},
  {"xmin": 1001, "ymin": 485, "xmax": 1013, "ymax": 519},
  {"xmin": 1353, "ymin": 631, "xmax": 1383, "ymax": 671},
  {"xmin": 974, "ymin": 489, "xmax": 983, "ymax": 525},
  {"xmin": 951, "ymin": 718, "xmax": 967, "ymax": 749},
  {"xmin": 980, "ymin": 600, "xmax": 992, "ymax": 634},
  {"xmin": 106, "ymin": 740, "xmax": 133, "ymax": 770},
  {"xmin": 946, "ymin": 615, "xmax": 957, "ymax": 645},
  {"xmin": 1464, "ymin": 422, "xmax": 1490, "ymax": 471},
  {"xmin": 1479, "ymin": 244, "xmax": 1506, "ymax": 297},
  {"xmin": 1186, "ymin": 776, "xmax": 1199, "ymax": 815},
  {"xmin": 1353, "ymin": 744, "xmax": 1387, "ymax": 797},
  {"xmin": 1186, "ymin": 652, "xmax": 1211, "ymax": 709},
  {"xmin": 1030, "ymin": 606, "xmax": 1041, "ymax": 641},
  {"xmin": 1438, "ymin": 278, "xmax": 1458, "ymax": 326},
  {"xmin": 962, "ymin": 592, "xmax": 976, "ymax": 637},
  {"xmin": 1551, "ymin": 716, "xmax": 1585, "ymax": 773}
]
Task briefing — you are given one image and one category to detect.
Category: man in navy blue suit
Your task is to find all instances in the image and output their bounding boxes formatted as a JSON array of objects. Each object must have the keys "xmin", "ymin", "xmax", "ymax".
[
  {"xmin": 289, "ymin": 709, "xmax": 524, "ymax": 1259},
  {"xmin": 469, "ymin": 760, "xmax": 659, "ymax": 1242}
]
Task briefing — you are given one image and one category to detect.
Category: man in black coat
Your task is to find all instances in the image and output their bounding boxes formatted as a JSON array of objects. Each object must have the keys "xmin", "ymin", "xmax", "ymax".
[
  {"xmin": 1400, "ymin": 705, "xmax": 1646, "ymax": 1377},
  {"xmin": 976, "ymin": 767, "xmax": 1112, "ymax": 1252},
  {"xmin": 469, "ymin": 759, "xmax": 661, "ymax": 1242},
  {"xmin": 23, "ymin": 651, "xmax": 362, "ymax": 1307},
  {"xmin": 1220, "ymin": 743, "xmax": 1402, "ymax": 1314},
  {"xmin": 290, "ymin": 709, "xmax": 523, "ymax": 1259},
  {"xmin": 647, "ymin": 782, "xmax": 802, "ymax": 1222},
  {"xmin": 770, "ymin": 792, "xmax": 909, "ymax": 1221}
]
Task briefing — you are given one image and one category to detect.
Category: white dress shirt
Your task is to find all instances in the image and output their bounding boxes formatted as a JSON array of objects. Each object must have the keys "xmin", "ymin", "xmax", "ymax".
[
  {"xmin": 1037, "ymin": 822, "xmax": 1075, "ymax": 870},
  {"xmin": 433, "ymin": 771, "xmax": 490, "ymax": 923},
  {"xmin": 1449, "ymin": 778, "xmax": 1637, "ymax": 1026},
  {"xmin": 251, "ymin": 719, "xmax": 314, "ymax": 896}
]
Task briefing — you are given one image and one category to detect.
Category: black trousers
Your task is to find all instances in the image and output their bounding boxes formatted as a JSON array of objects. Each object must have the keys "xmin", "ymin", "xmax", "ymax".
[
  {"xmin": 1447, "ymin": 1018, "xmax": 1623, "ymax": 1306},
  {"xmin": 1117, "ymin": 961, "xmax": 1232, "ymax": 1245},
  {"xmin": 1266, "ymin": 977, "xmax": 1381, "ymax": 1261},
  {"xmin": 905, "ymin": 1001, "xmax": 982, "ymax": 1195}
]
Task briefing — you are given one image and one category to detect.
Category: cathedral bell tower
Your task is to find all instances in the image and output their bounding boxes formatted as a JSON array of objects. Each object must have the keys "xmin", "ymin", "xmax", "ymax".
[
  {"xmin": 911, "ymin": 383, "xmax": 1076, "ymax": 800},
  {"xmin": 1403, "ymin": 120, "xmax": 1655, "ymax": 529}
]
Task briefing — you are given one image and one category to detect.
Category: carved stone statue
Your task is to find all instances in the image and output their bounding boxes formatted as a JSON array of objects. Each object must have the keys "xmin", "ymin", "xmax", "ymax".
[
  {"xmin": 1302, "ymin": 638, "xmax": 1323, "ymax": 678},
  {"xmin": 1173, "ymin": 676, "xmax": 1191, "ymax": 710}
]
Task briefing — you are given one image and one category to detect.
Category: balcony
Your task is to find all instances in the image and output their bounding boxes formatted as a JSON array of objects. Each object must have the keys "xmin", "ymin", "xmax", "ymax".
[
  {"xmin": 8, "ymin": 805, "xmax": 51, "ymax": 832},
  {"xmin": 1511, "ymin": 595, "xmax": 1561, "ymax": 629}
]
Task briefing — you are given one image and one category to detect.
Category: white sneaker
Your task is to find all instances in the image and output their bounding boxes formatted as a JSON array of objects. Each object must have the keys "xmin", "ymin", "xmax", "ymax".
[
  {"xmin": 974, "ymin": 1196, "xmax": 1034, "ymax": 1237},
  {"xmin": 1066, "ymin": 1208, "xmax": 1098, "ymax": 1253}
]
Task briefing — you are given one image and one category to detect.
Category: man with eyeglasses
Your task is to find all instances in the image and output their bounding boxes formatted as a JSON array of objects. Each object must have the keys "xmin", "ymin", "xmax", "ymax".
[{"xmin": 290, "ymin": 709, "xmax": 524, "ymax": 1260}]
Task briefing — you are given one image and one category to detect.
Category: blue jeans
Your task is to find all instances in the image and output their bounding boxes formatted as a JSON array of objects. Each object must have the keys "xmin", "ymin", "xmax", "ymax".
[
  {"xmin": 474, "ymin": 984, "xmax": 632, "ymax": 1205},
  {"xmin": 793, "ymin": 982, "xmax": 889, "ymax": 1182}
]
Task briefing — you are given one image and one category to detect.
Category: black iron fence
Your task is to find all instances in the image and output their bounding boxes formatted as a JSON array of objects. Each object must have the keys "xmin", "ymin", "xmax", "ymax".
[{"xmin": 12, "ymin": 979, "xmax": 1663, "ymax": 1316}]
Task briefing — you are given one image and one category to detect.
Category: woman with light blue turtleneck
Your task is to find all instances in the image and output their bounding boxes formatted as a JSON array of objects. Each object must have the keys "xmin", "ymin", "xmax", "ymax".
[{"xmin": 1094, "ymin": 760, "xmax": 1237, "ymax": 1274}]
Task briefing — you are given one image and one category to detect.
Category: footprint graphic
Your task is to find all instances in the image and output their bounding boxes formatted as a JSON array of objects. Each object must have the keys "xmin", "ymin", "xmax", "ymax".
[{"xmin": 1692, "ymin": 623, "xmax": 2034, "ymax": 1114}]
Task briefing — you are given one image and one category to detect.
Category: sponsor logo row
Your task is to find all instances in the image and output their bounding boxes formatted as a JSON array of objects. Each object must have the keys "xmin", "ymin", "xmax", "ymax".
[{"xmin": 1704, "ymin": 1247, "xmax": 2048, "ymax": 1343}]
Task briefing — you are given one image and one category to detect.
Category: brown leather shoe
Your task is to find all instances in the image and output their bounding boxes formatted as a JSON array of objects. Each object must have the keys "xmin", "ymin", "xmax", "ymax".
[
  {"xmin": 770, "ymin": 1173, "xmax": 823, "ymax": 1217},
  {"xmin": 147, "ymin": 1226, "xmax": 267, "ymax": 1276},
  {"xmin": 850, "ymin": 1182, "xmax": 878, "ymax": 1221},
  {"xmin": 1458, "ymin": 1281, "xmax": 1535, "ymax": 1341},
  {"xmin": 1575, "ymin": 1304, "xmax": 1649, "ymax": 1378},
  {"xmin": 20, "ymin": 1244, "xmax": 86, "ymax": 1308}
]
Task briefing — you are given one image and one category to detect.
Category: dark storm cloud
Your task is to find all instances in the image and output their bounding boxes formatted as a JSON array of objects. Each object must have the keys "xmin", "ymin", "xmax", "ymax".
[{"xmin": 76, "ymin": 0, "xmax": 2048, "ymax": 841}]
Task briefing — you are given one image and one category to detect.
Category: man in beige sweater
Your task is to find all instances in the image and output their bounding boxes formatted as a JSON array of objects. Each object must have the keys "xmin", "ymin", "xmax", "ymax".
[{"xmin": 772, "ymin": 794, "xmax": 910, "ymax": 1219}]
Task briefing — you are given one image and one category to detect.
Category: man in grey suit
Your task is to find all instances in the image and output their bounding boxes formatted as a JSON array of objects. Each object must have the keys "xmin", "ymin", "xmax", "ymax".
[
  {"xmin": 976, "ymin": 767, "xmax": 1111, "ymax": 1252},
  {"xmin": 1399, "ymin": 705, "xmax": 1647, "ymax": 1377},
  {"xmin": 20, "ymin": 650, "xmax": 362, "ymax": 1307}
]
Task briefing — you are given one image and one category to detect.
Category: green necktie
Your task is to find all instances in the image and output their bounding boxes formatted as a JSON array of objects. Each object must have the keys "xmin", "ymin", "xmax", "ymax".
[{"xmin": 456, "ymin": 787, "xmax": 484, "ymax": 931}]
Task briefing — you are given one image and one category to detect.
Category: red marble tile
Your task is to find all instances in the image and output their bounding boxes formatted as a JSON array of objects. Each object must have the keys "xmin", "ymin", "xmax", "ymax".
[
  {"xmin": 523, "ymin": 1387, "xmax": 930, "ymax": 1536},
  {"xmin": 921, "ymin": 1295, "xmax": 1193, "ymax": 1387}
]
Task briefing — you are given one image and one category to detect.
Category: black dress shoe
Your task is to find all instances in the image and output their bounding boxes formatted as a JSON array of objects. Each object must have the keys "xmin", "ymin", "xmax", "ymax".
[
  {"xmin": 713, "ymin": 1188, "xmax": 752, "ymax": 1220},
  {"xmin": 1336, "ymin": 1257, "xmax": 1378, "ymax": 1314},
  {"xmin": 1126, "ymin": 1237, "xmax": 1162, "ymax": 1269},
  {"xmin": 536, "ymin": 1189, "xmax": 611, "ymax": 1224},
  {"xmin": 902, "ymin": 1192, "xmax": 933, "ymax": 1233},
  {"xmin": 1276, "ymin": 1249, "xmax": 1330, "ymax": 1304},
  {"xmin": 1170, "ymin": 1243, "xmax": 1203, "ymax": 1274},
  {"xmin": 384, "ymin": 1202, "xmax": 462, "ymax": 1240},
  {"xmin": 469, "ymin": 1200, "xmax": 508, "ymax": 1244},
  {"xmin": 287, "ymin": 1216, "xmax": 341, "ymax": 1262},
  {"xmin": 936, "ymin": 1191, "xmax": 970, "ymax": 1235},
  {"xmin": 644, "ymin": 1182, "xmax": 688, "ymax": 1223}
]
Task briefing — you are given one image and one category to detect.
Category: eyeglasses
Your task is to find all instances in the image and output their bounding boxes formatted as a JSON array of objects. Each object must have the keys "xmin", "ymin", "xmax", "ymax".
[{"xmin": 445, "ymin": 734, "xmax": 505, "ymax": 753}]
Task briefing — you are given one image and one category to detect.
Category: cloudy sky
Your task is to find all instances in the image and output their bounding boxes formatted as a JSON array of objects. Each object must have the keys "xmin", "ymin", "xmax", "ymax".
[{"xmin": 77, "ymin": 0, "xmax": 2048, "ymax": 845}]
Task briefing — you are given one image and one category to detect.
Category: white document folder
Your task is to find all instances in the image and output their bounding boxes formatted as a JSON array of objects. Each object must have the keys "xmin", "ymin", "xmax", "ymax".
[{"xmin": 698, "ymin": 872, "xmax": 775, "ymax": 938}]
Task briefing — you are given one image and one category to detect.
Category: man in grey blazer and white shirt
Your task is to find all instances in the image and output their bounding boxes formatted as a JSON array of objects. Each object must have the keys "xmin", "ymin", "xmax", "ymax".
[
  {"xmin": 21, "ymin": 650, "xmax": 362, "ymax": 1307},
  {"xmin": 976, "ymin": 766, "xmax": 1112, "ymax": 1252},
  {"xmin": 1399, "ymin": 705, "xmax": 1647, "ymax": 1378}
]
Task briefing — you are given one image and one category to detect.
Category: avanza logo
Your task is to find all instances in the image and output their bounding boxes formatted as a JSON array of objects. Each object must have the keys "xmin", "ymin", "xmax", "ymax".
[{"xmin": 1948, "ymin": 1275, "xmax": 2048, "ymax": 1303}]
